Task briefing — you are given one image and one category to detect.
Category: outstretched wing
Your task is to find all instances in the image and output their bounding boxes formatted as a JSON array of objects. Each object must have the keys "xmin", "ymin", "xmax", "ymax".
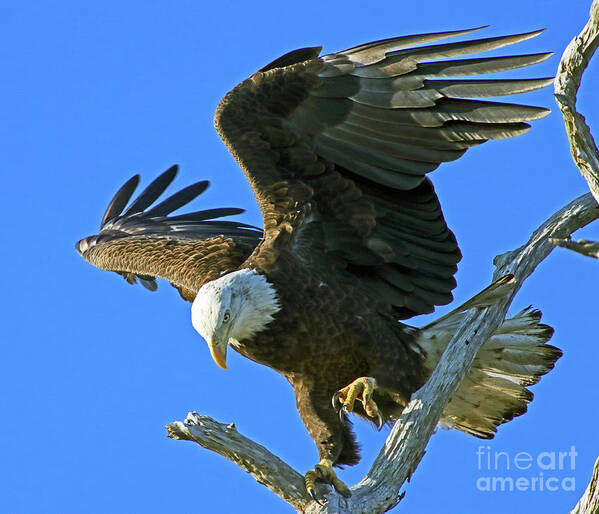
[
  {"xmin": 215, "ymin": 27, "xmax": 551, "ymax": 318},
  {"xmin": 77, "ymin": 165, "xmax": 262, "ymax": 301}
]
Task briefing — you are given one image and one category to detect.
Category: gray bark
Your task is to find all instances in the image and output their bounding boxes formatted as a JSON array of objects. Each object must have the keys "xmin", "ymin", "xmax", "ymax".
[
  {"xmin": 553, "ymin": 0, "xmax": 599, "ymax": 260},
  {"xmin": 559, "ymin": 2, "xmax": 599, "ymax": 512},
  {"xmin": 571, "ymin": 457, "xmax": 599, "ymax": 514},
  {"xmin": 167, "ymin": 413, "xmax": 311, "ymax": 510},
  {"xmin": 551, "ymin": 237, "xmax": 599, "ymax": 259}
]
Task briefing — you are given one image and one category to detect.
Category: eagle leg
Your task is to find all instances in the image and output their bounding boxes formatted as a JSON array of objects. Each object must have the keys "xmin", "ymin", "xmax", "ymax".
[
  {"xmin": 305, "ymin": 458, "xmax": 351, "ymax": 502},
  {"xmin": 332, "ymin": 377, "xmax": 384, "ymax": 430}
]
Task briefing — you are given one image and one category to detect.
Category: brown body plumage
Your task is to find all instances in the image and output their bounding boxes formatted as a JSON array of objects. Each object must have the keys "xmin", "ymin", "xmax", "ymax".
[{"xmin": 78, "ymin": 27, "xmax": 561, "ymax": 473}]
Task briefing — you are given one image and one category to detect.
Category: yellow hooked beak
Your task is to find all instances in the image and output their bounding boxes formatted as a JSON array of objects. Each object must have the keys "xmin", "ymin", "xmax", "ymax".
[{"xmin": 208, "ymin": 338, "xmax": 228, "ymax": 369}]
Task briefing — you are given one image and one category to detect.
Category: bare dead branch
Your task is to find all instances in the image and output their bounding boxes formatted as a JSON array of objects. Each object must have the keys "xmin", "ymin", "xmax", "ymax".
[
  {"xmin": 571, "ymin": 457, "xmax": 599, "ymax": 514},
  {"xmin": 554, "ymin": 12, "xmax": 599, "ymax": 507},
  {"xmin": 550, "ymin": 237, "xmax": 599, "ymax": 259},
  {"xmin": 554, "ymin": 0, "xmax": 599, "ymax": 203},
  {"xmin": 166, "ymin": 412, "xmax": 312, "ymax": 511},
  {"xmin": 552, "ymin": 0, "xmax": 599, "ymax": 259}
]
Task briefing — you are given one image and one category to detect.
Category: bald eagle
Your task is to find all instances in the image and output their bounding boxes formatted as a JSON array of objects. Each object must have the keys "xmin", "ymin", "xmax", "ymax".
[{"xmin": 77, "ymin": 27, "xmax": 561, "ymax": 500}]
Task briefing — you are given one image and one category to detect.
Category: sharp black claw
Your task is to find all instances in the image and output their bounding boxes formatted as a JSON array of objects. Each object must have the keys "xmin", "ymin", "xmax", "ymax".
[
  {"xmin": 376, "ymin": 412, "xmax": 384, "ymax": 431},
  {"xmin": 309, "ymin": 489, "xmax": 323, "ymax": 505},
  {"xmin": 332, "ymin": 391, "xmax": 342, "ymax": 409}
]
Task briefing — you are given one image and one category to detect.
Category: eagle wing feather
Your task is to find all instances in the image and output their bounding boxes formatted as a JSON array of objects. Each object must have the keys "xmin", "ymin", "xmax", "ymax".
[
  {"xmin": 214, "ymin": 27, "xmax": 551, "ymax": 317},
  {"xmin": 77, "ymin": 165, "xmax": 263, "ymax": 300}
]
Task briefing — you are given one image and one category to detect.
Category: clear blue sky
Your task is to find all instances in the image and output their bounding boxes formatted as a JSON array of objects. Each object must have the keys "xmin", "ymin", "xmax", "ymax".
[{"xmin": 2, "ymin": 2, "xmax": 598, "ymax": 513}]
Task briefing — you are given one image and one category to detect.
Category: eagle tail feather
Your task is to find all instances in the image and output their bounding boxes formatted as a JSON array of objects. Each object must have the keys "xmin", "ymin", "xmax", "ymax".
[{"xmin": 418, "ymin": 305, "xmax": 560, "ymax": 438}]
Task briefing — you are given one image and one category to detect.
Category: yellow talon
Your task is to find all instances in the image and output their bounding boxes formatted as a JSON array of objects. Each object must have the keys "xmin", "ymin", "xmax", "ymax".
[
  {"xmin": 305, "ymin": 458, "xmax": 351, "ymax": 502},
  {"xmin": 333, "ymin": 377, "xmax": 384, "ymax": 430}
]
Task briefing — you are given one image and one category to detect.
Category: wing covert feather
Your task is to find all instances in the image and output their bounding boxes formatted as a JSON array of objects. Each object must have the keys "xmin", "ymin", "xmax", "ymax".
[{"xmin": 77, "ymin": 166, "xmax": 262, "ymax": 300}]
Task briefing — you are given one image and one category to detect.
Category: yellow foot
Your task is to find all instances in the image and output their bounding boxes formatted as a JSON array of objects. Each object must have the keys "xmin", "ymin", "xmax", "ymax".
[
  {"xmin": 332, "ymin": 376, "xmax": 384, "ymax": 430},
  {"xmin": 305, "ymin": 458, "xmax": 351, "ymax": 503}
]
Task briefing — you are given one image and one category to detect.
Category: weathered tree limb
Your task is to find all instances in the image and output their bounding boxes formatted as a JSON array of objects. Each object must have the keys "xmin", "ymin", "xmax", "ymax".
[
  {"xmin": 554, "ymin": 2, "xmax": 599, "ymax": 510},
  {"xmin": 553, "ymin": 0, "xmax": 599, "ymax": 261},
  {"xmin": 550, "ymin": 237, "xmax": 599, "ymax": 259},
  {"xmin": 167, "ymin": 193, "xmax": 599, "ymax": 513},
  {"xmin": 571, "ymin": 457, "xmax": 599, "ymax": 514},
  {"xmin": 554, "ymin": 0, "xmax": 599, "ymax": 203},
  {"xmin": 166, "ymin": 413, "xmax": 312, "ymax": 511}
]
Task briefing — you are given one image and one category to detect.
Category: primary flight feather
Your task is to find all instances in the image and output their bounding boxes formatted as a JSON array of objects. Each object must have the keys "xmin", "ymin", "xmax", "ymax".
[{"xmin": 77, "ymin": 27, "xmax": 561, "ymax": 500}]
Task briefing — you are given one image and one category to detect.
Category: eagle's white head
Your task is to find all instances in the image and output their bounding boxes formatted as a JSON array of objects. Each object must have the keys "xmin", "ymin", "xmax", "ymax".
[{"xmin": 191, "ymin": 269, "xmax": 281, "ymax": 369}]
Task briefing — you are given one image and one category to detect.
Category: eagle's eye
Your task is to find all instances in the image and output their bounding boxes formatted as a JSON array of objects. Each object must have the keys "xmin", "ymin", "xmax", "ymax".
[{"xmin": 223, "ymin": 311, "xmax": 231, "ymax": 324}]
